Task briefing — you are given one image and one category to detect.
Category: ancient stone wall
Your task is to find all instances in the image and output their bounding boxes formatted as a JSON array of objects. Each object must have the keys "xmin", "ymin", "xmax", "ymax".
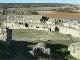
[
  {"xmin": 1, "ymin": 15, "xmax": 80, "ymax": 39},
  {"xmin": 63, "ymin": 22, "xmax": 80, "ymax": 29},
  {"xmin": 68, "ymin": 42, "xmax": 80, "ymax": 60},
  {"xmin": 59, "ymin": 26, "xmax": 80, "ymax": 38},
  {"xmin": 7, "ymin": 15, "xmax": 42, "ymax": 22},
  {"xmin": 6, "ymin": 15, "xmax": 56, "ymax": 32}
]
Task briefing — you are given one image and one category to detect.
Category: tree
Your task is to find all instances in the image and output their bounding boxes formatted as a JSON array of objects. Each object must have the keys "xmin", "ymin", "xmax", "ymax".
[{"xmin": 40, "ymin": 16, "xmax": 49, "ymax": 23}]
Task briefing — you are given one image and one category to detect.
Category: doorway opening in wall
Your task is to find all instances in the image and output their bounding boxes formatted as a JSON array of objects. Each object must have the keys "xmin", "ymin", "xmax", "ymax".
[
  {"xmin": 49, "ymin": 28, "xmax": 51, "ymax": 32},
  {"xmin": 44, "ymin": 27, "xmax": 45, "ymax": 29},
  {"xmin": 55, "ymin": 27, "xmax": 59, "ymax": 32},
  {"xmin": 36, "ymin": 26, "xmax": 39, "ymax": 28},
  {"xmin": 19, "ymin": 22, "xmax": 23, "ymax": 25},
  {"xmin": 25, "ymin": 23, "xmax": 28, "ymax": 27}
]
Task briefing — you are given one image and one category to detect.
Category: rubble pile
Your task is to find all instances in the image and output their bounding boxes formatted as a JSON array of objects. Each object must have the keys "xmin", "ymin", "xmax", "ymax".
[{"xmin": 29, "ymin": 43, "xmax": 50, "ymax": 56}]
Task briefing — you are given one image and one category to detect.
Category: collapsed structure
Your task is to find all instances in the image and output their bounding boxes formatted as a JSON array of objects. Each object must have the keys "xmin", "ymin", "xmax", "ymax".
[
  {"xmin": 0, "ymin": 14, "xmax": 80, "ymax": 40},
  {"xmin": 29, "ymin": 42, "xmax": 50, "ymax": 56}
]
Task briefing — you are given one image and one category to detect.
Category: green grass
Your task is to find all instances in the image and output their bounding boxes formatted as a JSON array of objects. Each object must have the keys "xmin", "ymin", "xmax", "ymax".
[
  {"xmin": 0, "ymin": 40, "xmax": 77, "ymax": 60},
  {"xmin": 65, "ymin": 55, "xmax": 77, "ymax": 60},
  {"xmin": 12, "ymin": 29, "xmax": 80, "ymax": 46}
]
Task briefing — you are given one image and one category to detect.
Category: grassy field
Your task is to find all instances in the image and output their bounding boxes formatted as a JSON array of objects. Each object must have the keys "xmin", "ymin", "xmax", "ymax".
[{"xmin": 12, "ymin": 29, "xmax": 80, "ymax": 46}]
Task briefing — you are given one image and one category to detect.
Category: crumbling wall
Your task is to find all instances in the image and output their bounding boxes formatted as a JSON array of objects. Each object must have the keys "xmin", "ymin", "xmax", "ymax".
[
  {"xmin": 6, "ymin": 15, "xmax": 56, "ymax": 31},
  {"xmin": 5, "ymin": 15, "xmax": 80, "ymax": 38},
  {"xmin": 0, "ymin": 27, "xmax": 7, "ymax": 41},
  {"xmin": 59, "ymin": 26, "xmax": 80, "ymax": 38},
  {"xmin": 7, "ymin": 15, "xmax": 42, "ymax": 22},
  {"xmin": 68, "ymin": 42, "xmax": 80, "ymax": 60},
  {"xmin": 6, "ymin": 28, "xmax": 12, "ymax": 46},
  {"xmin": 63, "ymin": 22, "xmax": 80, "ymax": 29}
]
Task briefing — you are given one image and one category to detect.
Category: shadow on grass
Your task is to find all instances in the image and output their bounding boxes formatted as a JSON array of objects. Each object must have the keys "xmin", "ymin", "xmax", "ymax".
[
  {"xmin": 0, "ymin": 40, "xmax": 74, "ymax": 60},
  {"xmin": 46, "ymin": 43, "xmax": 70, "ymax": 60},
  {"xmin": 0, "ymin": 40, "xmax": 37, "ymax": 60}
]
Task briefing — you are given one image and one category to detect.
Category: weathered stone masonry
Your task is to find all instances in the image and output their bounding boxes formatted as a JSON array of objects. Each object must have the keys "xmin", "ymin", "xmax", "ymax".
[{"xmin": 1, "ymin": 15, "xmax": 80, "ymax": 41}]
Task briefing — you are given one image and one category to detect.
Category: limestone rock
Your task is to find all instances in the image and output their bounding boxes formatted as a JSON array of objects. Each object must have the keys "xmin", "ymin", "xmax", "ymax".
[
  {"xmin": 29, "ymin": 42, "xmax": 50, "ymax": 56},
  {"xmin": 68, "ymin": 42, "xmax": 80, "ymax": 60}
]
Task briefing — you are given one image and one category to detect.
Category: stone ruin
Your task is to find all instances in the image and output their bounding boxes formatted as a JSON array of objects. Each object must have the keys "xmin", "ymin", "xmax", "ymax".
[
  {"xmin": 6, "ymin": 27, "xmax": 12, "ymax": 46},
  {"xmin": 29, "ymin": 43, "xmax": 50, "ymax": 56},
  {"xmin": 1, "ymin": 15, "xmax": 80, "ymax": 59},
  {"xmin": 68, "ymin": 42, "xmax": 80, "ymax": 60}
]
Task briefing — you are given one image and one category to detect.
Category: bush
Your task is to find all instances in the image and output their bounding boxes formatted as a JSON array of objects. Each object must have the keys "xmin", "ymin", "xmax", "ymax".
[{"xmin": 32, "ymin": 11, "xmax": 39, "ymax": 15}]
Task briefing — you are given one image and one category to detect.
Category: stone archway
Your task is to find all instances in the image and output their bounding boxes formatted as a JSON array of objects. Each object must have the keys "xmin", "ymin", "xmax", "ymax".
[
  {"xmin": 55, "ymin": 27, "xmax": 59, "ymax": 32},
  {"xmin": 25, "ymin": 23, "xmax": 28, "ymax": 27}
]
